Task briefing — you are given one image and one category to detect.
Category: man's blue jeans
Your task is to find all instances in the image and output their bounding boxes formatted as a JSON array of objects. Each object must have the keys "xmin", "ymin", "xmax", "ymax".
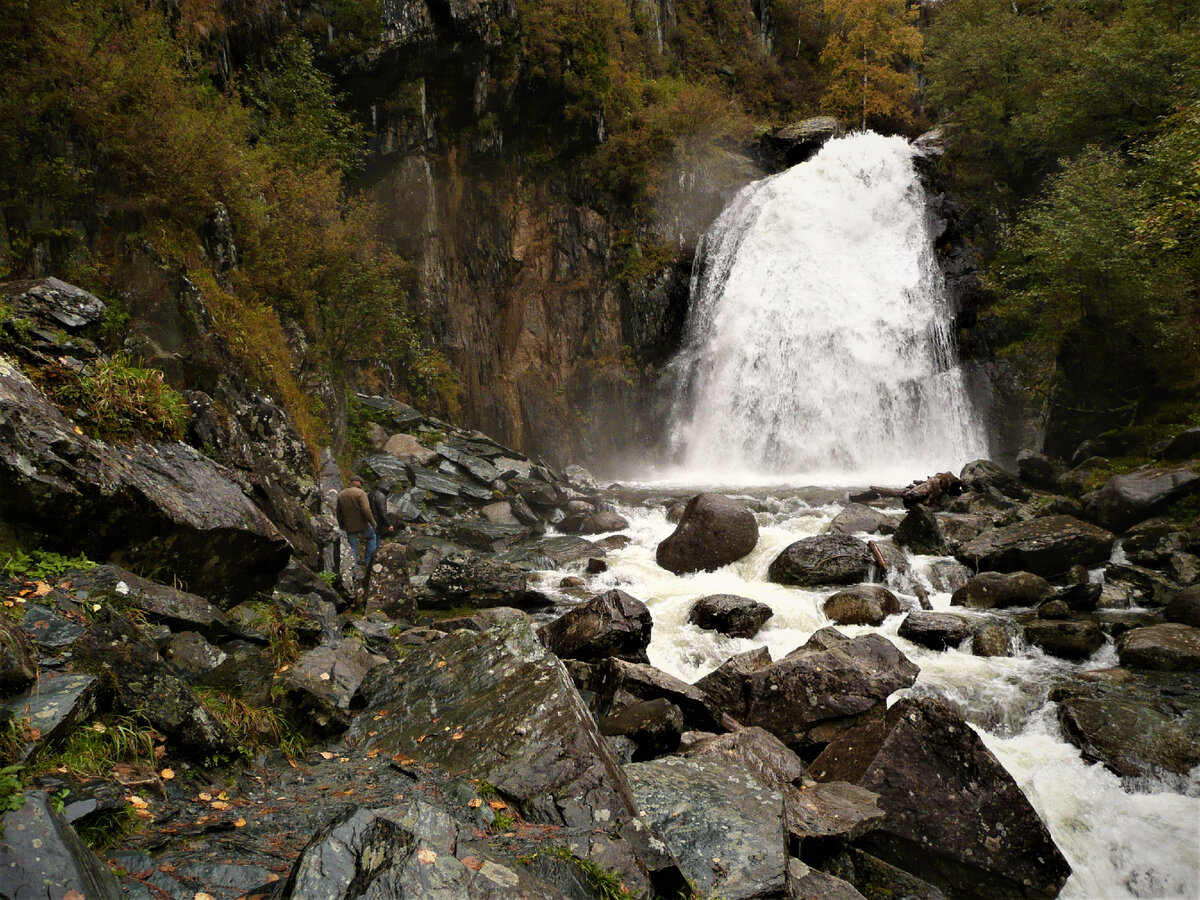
[{"xmin": 347, "ymin": 525, "xmax": 378, "ymax": 569}]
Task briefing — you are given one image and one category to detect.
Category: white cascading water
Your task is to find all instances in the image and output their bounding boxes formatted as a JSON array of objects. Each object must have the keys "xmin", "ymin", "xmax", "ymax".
[{"xmin": 667, "ymin": 131, "xmax": 987, "ymax": 484}]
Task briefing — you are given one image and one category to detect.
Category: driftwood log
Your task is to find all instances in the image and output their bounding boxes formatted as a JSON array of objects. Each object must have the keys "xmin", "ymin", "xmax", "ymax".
[{"xmin": 854, "ymin": 472, "xmax": 966, "ymax": 509}]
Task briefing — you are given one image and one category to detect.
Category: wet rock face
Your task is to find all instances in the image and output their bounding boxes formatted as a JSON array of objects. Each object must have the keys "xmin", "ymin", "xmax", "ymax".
[
  {"xmin": 0, "ymin": 791, "xmax": 123, "ymax": 900},
  {"xmin": 1089, "ymin": 464, "xmax": 1200, "ymax": 531},
  {"xmin": 957, "ymin": 515, "xmax": 1114, "ymax": 578},
  {"xmin": 625, "ymin": 755, "xmax": 787, "ymax": 900},
  {"xmin": 0, "ymin": 616, "xmax": 36, "ymax": 690},
  {"xmin": 897, "ymin": 611, "xmax": 972, "ymax": 651},
  {"xmin": 894, "ymin": 505, "xmax": 948, "ymax": 556},
  {"xmin": 0, "ymin": 360, "xmax": 289, "ymax": 604},
  {"xmin": 656, "ymin": 493, "xmax": 759, "ymax": 574},
  {"xmin": 823, "ymin": 585, "xmax": 901, "ymax": 627},
  {"xmin": 768, "ymin": 533, "xmax": 876, "ymax": 587},
  {"xmin": 809, "ymin": 696, "xmax": 1072, "ymax": 900},
  {"xmin": 688, "ymin": 593, "xmax": 774, "ymax": 638},
  {"xmin": 1118, "ymin": 623, "xmax": 1200, "ymax": 671},
  {"xmin": 537, "ymin": 588, "xmax": 653, "ymax": 664},
  {"xmin": 1023, "ymin": 620, "xmax": 1104, "ymax": 660}
]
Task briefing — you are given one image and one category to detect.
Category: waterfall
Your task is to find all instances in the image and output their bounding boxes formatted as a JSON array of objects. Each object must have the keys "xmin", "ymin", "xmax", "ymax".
[{"xmin": 667, "ymin": 131, "xmax": 987, "ymax": 484}]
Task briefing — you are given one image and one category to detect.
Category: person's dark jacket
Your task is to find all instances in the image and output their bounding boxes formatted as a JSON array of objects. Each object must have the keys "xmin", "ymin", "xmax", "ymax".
[
  {"xmin": 336, "ymin": 485, "xmax": 374, "ymax": 532},
  {"xmin": 368, "ymin": 488, "xmax": 392, "ymax": 533}
]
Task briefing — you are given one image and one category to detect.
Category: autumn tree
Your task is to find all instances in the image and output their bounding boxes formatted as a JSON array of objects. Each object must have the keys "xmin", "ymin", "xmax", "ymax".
[{"xmin": 819, "ymin": 0, "xmax": 922, "ymax": 130}]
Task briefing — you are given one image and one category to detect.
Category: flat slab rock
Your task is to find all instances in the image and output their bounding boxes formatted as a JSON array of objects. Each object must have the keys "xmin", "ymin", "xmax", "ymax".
[
  {"xmin": 345, "ymin": 622, "xmax": 672, "ymax": 893},
  {"xmin": 2, "ymin": 673, "xmax": 99, "ymax": 762},
  {"xmin": 956, "ymin": 515, "xmax": 1113, "ymax": 578},
  {"xmin": 1118, "ymin": 623, "xmax": 1200, "ymax": 671},
  {"xmin": 624, "ymin": 755, "xmax": 787, "ymax": 900}
]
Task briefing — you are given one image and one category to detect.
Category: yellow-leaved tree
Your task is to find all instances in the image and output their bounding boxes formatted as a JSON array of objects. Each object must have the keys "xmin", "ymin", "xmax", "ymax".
[{"xmin": 820, "ymin": 0, "xmax": 922, "ymax": 131}]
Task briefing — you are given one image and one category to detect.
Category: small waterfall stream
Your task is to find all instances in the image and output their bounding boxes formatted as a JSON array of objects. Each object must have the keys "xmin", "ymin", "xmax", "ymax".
[{"xmin": 667, "ymin": 132, "xmax": 987, "ymax": 483}]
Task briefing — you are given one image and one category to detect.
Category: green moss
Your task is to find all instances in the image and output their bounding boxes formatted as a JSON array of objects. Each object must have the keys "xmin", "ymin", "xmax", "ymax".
[{"xmin": 0, "ymin": 548, "xmax": 94, "ymax": 582}]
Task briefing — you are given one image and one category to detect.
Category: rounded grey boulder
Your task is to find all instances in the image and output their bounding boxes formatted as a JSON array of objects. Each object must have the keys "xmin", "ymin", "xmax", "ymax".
[{"xmin": 656, "ymin": 493, "xmax": 759, "ymax": 575}]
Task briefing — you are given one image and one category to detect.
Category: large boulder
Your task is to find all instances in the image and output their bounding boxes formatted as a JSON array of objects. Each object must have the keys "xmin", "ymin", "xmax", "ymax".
[
  {"xmin": 957, "ymin": 516, "xmax": 1114, "ymax": 577},
  {"xmin": 537, "ymin": 589, "xmax": 653, "ymax": 664},
  {"xmin": 960, "ymin": 459, "xmax": 1028, "ymax": 501},
  {"xmin": 363, "ymin": 542, "xmax": 417, "ymax": 621},
  {"xmin": 0, "ymin": 790, "xmax": 123, "ymax": 900},
  {"xmin": 688, "ymin": 593, "xmax": 774, "ymax": 638},
  {"xmin": 65, "ymin": 565, "xmax": 234, "ymax": 638},
  {"xmin": 0, "ymin": 359, "xmax": 288, "ymax": 604},
  {"xmin": 823, "ymin": 585, "xmax": 901, "ymax": 627},
  {"xmin": 897, "ymin": 611, "xmax": 972, "ymax": 651},
  {"xmin": 830, "ymin": 503, "xmax": 896, "ymax": 536},
  {"xmin": 695, "ymin": 647, "xmax": 773, "ymax": 716},
  {"xmin": 769, "ymin": 533, "xmax": 876, "ymax": 587},
  {"xmin": 1088, "ymin": 464, "xmax": 1200, "ymax": 531},
  {"xmin": 276, "ymin": 639, "xmax": 384, "ymax": 735},
  {"xmin": 425, "ymin": 552, "xmax": 552, "ymax": 610},
  {"xmin": 656, "ymin": 493, "xmax": 759, "ymax": 574},
  {"xmin": 625, "ymin": 755, "xmax": 787, "ymax": 900},
  {"xmin": 1023, "ymin": 620, "xmax": 1104, "ymax": 660},
  {"xmin": 1117, "ymin": 623, "xmax": 1200, "ymax": 671},
  {"xmin": 593, "ymin": 657, "xmax": 723, "ymax": 732},
  {"xmin": 893, "ymin": 505, "xmax": 948, "ymax": 556},
  {"xmin": 707, "ymin": 628, "xmax": 919, "ymax": 751},
  {"xmin": 598, "ymin": 698, "xmax": 684, "ymax": 761},
  {"xmin": 809, "ymin": 696, "xmax": 1071, "ymax": 900},
  {"xmin": 345, "ymin": 622, "xmax": 682, "ymax": 894},
  {"xmin": 1166, "ymin": 585, "xmax": 1200, "ymax": 627},
  {"xmin": 1, "ymin": 673, "xmax": 100, "ymax": 762}
]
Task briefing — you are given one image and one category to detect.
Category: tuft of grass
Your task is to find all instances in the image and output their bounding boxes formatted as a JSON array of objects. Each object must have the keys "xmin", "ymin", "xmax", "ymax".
[
  {"xmin": 30, "ymin": 716, "xmax": 159, "ymax": 779},
  {"xmin": 75, "ymin": 802, "xmax": 142, "ymax": 852},
  {"xmin": 39, "ymin": 354, "xmax": 188, "ymax": 442},
  {"xmin": 519, "ymin": 846, "xmax": 642, "ymax": 899},
  {"xmin": 196, "ymin": 688, "xmax": 307, "ymax": 761}
]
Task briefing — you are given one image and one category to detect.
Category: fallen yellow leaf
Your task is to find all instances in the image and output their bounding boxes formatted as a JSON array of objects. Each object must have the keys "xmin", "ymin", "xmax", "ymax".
[
  {"xmin": 198, "ymin": 792, "xmax": 212, "ymax": 802},
  {"xmin": 234, "ymin": 817, "xmax": 246, "ymax": 827},
  {"xmin": 160, "ymin": 768, "xmax": 175, "ymax": 780},
  {"xmin": 211, "ymin": 800, "xmax": 231, "ymax": 810},
  {"xmin": 468, "ymin": 798, "xmax": 483, "ymax": 809},
  {"xmin": 128, "ymin": 796, "xmax": 149, "ymax": 809},
  {"xmin": 417, "ymin": 848, "xmax": 437, "ymax": 865},
  {"xmin": 217, "ymin": 791, "xmax": 229, "ymax": 801},
  {"xmin": 320, "ymin": 751, "xmax": 335, "ymax": 760}
]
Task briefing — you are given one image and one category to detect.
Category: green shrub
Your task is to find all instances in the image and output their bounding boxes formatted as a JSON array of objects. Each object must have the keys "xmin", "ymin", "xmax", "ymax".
[
  {"xmin": 1, "ymin": 548, "xmax": 94, "ymax": 581},
  {"xmin": 40, "ymin": 355, "xmax": 188, "ymax": 442}
]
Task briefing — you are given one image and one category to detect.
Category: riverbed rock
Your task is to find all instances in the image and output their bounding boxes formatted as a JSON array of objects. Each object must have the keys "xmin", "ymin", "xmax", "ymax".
[
  {"xmin": 594, "ymin": 657, "xmax": 723, "ymax": 732},
  {"xmin": 1023, "ymin": 620, "xmax": 1104, "ymax": 660},
  {"xmin": 625, "ymin": 755, "xmax": 787, "ymax": 900},
  {"xmin": 688, "ymin": 593, "xmax": 774, "ymax": 638},
  {"xmin": 788, "ymin": 858, "xmax": 869, "ymax": 900},
  {"xmin": 894, "ymin": 505, "xmax": 948, "ymax": 555},
  {"xmin": 821, "ymin": 848, "xmax": 947, "ymax": 900},
  {"xmin": 0, "ymin": 360, "xmax": 289, "ymax": 604},
  {"xmin": 1088, "ymin": 463, "xmax": 1200, "ymax": 531},
  {"xmin": 957, "ymin": 515, "xmax": 1114, "ymax": 577},
  {"xmin": 1117, "ymin": 623, "xmax": 1200, "ymax": 671},
  {"xmin": 712, "ymin": 628, "xmax": 919, "ymax": 751},
  {"xmin": 577, "ymin": 511, "xmax": 630, "ymax": 535},
  {"xmin": 66, "ymin": 565, "xmax": 234, "ymax": 638},
  {"xmin": 277, "ymin": 639, "xmax": 383, "ymax": 735},
  {"xmin": 425, "ymin": 551, "xmax": 551, "ymax": 610},
  {"xmin": 0, "ymin": 617, "xmax": 36, "ymax": 690},
  {"xmin": 809, "ymin": 696, "xmax": 1071, "ymax": 900},
  {"xmin": 1017, "ymin": 451, "xmax": 1066, "ymax": 492},
  {"xmin": 695, "ymin": 646, "xmax": 773, "ymax": 716},
  {"xmin": 769, "ymin": 533, "xmax": 875, "ymax": 587},
  {"xmin": 830, "ymin": 503, "xmax": 896, "ymax": 536},
  {"xmin": 598, "ymin": 697, "xmax": 684, "ymax": 761},
  {"xmin": 823, "ymin": 585, "xmax": 901, "ymax": 626},
  {"xmin": 656, "ymin": 493, "xmax": 759, "ymax": 574},
  {"xmin": 0, "ymin": 790, "xmax": 123, "ymax": 900},
  {"xmin": 1166, "ymin": 585, "xmax": 1200, "ymax": 627},
  {"xmin": 972, "ymin": 622, "xmax": 1014, "ymax": 657},
  {"xmin": 346, "ymin": 621, "xmax": 680, "ymax": 893},
  {"xmin": 960, "ymin": 459, "xmax": 1029, "ymax": 500},
  {"xmin": 934, "ymin": 513, "xmax": 992, "ymax": 552},
  {"xmin": 897, "ymin": 611, "xmax": 972, "ymax": 651},
  {"xmin": 925, "ymin": 559, "xmax": 972, "ymax": 594},
  {"xmin": 537, "ymin": 589, "xmax": 652, "ymax": 664}
]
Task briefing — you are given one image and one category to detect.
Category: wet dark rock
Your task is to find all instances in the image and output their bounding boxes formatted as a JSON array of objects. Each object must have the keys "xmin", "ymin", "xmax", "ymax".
[
  {"xmin": 1088, "ymin": 464, "xmax": 1200, "ymax": 531},
  {"xmin": 199, "ymin": 639, "xmax": 275, "ymax": 707},
  {"xmin": 386, "ymin": 486, "xmax": 427, "ymax": 523},
  {"xmin": 625, "ymin": 755, "xmax": 787, "ymax": 900},
  {"xmin": 1157, "ymin": 427, "xmax": 1200, "ymax": 461},
  {"xmin": 274, "ymin": 558, "xmax": 344, "ymax": 607},
  {"xmin": 972, "ymin": 623, "xmax": 1014, "ymax": 657},
  {"xmin": 511, "ymin": 476, "xmax": 562, "ymax": 507},
  {"xmin": 1166, "ymin": 585, "xmax": 1200, "ymax": 627},
  {"xmin": 497, "ymin": 535, "xmax": 598, "ymax": 571},
  {"xmin": 823, "ymin": 585, "xmax": 901, "ymax": 627},
  {"xmin": 769, "ymin": 533, "xmax": 875, "ymax": 587},
  {"xmin": 957, "ymin": 516, "xmax": 1114, "ymax": 577},
  {"xmin": 1103, "ymin": 562, "xmax": 1179, "ymax": 607},
  {"xmin": 537, "ymin": 588, "xmax": 652, "ymax": 664},
  {"xmin": 437, "ymin": 607, "xmax": 532, "ymax": 634},
  {"xmin": 276, "ymin": 799, "xmax": 568, "ymax": 900},
  {"xmin": 830, "ymin": 503, "xmax": 896, "ymax": 536},
  {"xmin": 19, "ymin": 602, "xmax": 86, "ymax": 651},
  {"xmin": 0, "ymin": 790, "xmax": 123, "ymax": 900},
  {"xmin": 74, "ymin": 609, "xmax": 238, "ymax": 761},
  {"xmin": 894, "ymin": 505, "xmax": 948, "ymax": 555},
  {"xmin": 821, "ymin": 848, "xmax": 947, "ymax": 900},
  {"xmin": 933, "ymin": 514, "xmax": 991, "ymax": 553},
  {"xmin": 354, "ymin": 393, "xmax": 425, "ymax": 431},
  {"xmin": 1117, "ymin": 623, "xmax": 1200, "ymax": 671},
  {"xmin": 426, "ymin": 551, "xmax": 551, "ymax": 610},
  {"xmin": 0, "ymin": 361, "xmax": 289, "ymax": 604},
  {"xmin": 435, "ymin": 442, "xmax": 500, "ymax": 484},
  {"xmin": 1052, "ymin": 581, "xmax": 1102, "ymax": 612},
  {"xmin": 67, "ymin": 565, "xmax": 234, "ymax": 637},
  {"xmin": 277, "ymin": 639, "xmax": 383, "ymax": 735},
  {"xmin": 809, "ymin": 696, "xmax": 1071, "ymax": 900},
  {"xmin": 1, "ymin": 276, "xmax": 106, "ymax": 331},
  {"xmin": 577, "ymin": 511, "xmax": 630, "ymax": 534},
  {"xmin": 594, "ymin": 657, "xmax": 723, "ymax": 732},
  {"xmin": 160, "ymin": 631, "xmax": 226, "ymax": 681},
  {"xmin": 688, "ymin": 593, "xmax": 774, "ymax": 638},
  {"xmin": 683, "ymin": 726, "xmax": 805, "ymax": 791},
  {"xmin": 1059, "ymin": 456, "xmax": 1110, "ymax": 497},
  {"xmin": 789, "ymin": 858, "xmax": 869, "ymax": 900},
  {"xmin": 586, "ymin": 557, "xmax": 608, "ymax": 574},
  {"xmin": 656, "ymin": 493, "xmax": 759, "ymax": 574},
  {"xmin": 926, "ymin": 560, "xmax": 972, "ymax": 594},
  {"xmin": 760, "ymin": 116, "xmax": 843, "ymax": 167},
  {"xmin": 0, "ymin": 616, "xmax": 36, "ymax": 689},
  {"xmin": 960, "ymin": 459, "xmax": 1029, "ymax": 500},
  {"xmin": 1017, "ymin": 451, "xmax": 1066, "ymax": 492},
  {"xmin": 1024, "ymin": 620, "xmax": 1104, "ymax": 660},
  {"xmin": 1037, "ymin": 599, "xmax": 1071, "ymax": 619},
  {"xmin": 712, "ymin": 629, "xmax": 919, "ymax": 752},
  {"xmin": 363, "ymin": 542, "xmax": 416, "ymax": 622},
  {"xmin": 346, "ymin": 622, "xmax": 678, "ymax": 893},
  {"xmin": 898, "ymin": 611, "xmax": 972, "ymax": 651},
  {"xmin": 598, "ymin": 697, "xmax": 684, "ymax": 761},
  {"xmin": 1, "ymin": 673, "xmax": 99, "ymax": 762},
  {"xmin": 695, "ymin": 647, "xmax": 773, "ymax": 715},
  {"xmin": 451, "ymin": 521, "xmax": 529, "ymax": 552}
]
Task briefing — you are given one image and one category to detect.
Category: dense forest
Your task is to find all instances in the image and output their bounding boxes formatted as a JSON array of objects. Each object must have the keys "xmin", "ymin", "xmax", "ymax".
[{"xmin": 1, "ymin": 0, "xmax": 1197, "ymax": 464}]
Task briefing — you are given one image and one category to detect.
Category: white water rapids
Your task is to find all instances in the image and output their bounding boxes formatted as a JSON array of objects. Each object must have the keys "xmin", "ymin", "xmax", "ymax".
[
  {"xmin": 568, "ymin": 133, "xmax": 1198, "ymax": 897},
  {"xmin": 665, "ymin": 131, "xmax": 987, "ymax": 484},
  {"xmin": 548, "ymin": 497, "xmax": 1200, "ymax": 899}
]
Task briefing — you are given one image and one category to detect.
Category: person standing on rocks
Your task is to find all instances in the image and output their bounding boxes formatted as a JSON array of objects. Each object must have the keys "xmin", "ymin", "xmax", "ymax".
[
  {"xmin": 336, "ymin": 476, "xmax": 378, "ymax": 574},
  {"xmin": 368, "ymin": 483, "xmax": 394, "ymax": 539}
]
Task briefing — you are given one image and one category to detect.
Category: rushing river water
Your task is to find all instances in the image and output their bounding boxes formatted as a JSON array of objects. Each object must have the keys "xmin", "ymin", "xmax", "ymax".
[{"xmin": 550, "ymin": 490, "xmax": 1200, "ymax": 899}]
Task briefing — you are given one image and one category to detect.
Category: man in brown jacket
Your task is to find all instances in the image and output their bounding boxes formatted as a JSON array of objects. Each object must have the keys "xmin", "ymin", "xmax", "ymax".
[{"xmin": 336, "ymin": 476, "xmax": 378, "ymax": 571}]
